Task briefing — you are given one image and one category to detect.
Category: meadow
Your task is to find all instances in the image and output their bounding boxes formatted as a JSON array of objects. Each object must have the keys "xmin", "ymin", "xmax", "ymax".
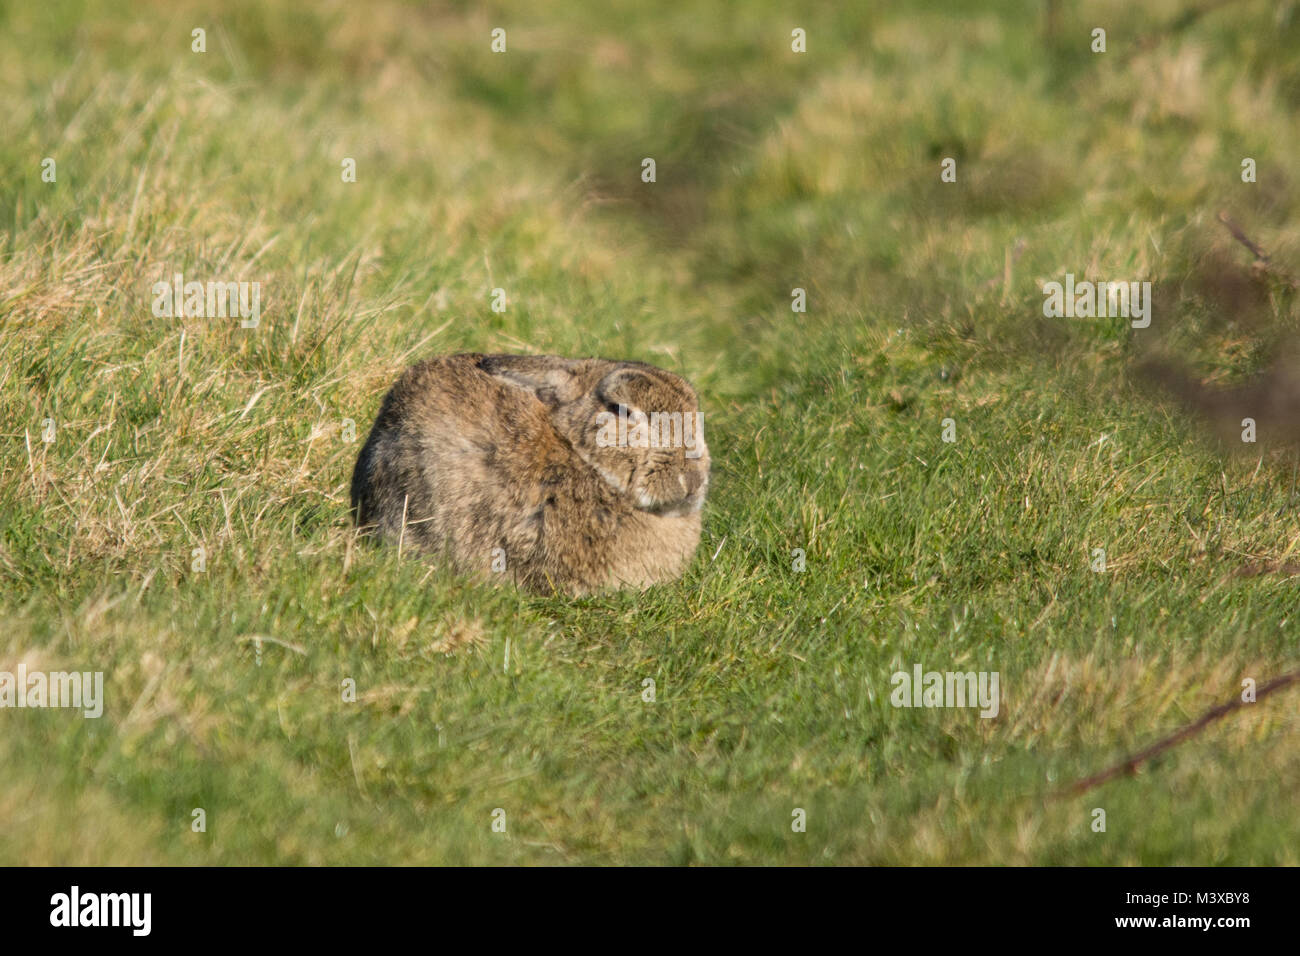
[{"xmin": 1, "ymin": 0, "xmax": 1298, "ymax": 864}]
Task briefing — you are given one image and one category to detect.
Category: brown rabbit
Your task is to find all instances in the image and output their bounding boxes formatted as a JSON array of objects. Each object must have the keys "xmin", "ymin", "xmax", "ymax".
[{"xmin": 350, "ymin": 353, "xmax": 710, "ymax": 596}]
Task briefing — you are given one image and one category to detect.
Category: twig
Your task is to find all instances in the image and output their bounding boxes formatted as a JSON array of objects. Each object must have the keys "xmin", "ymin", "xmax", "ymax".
[
  {"xmin": 1058, "ymin": 668, "xmax": 1300, "ymax": 798},
  {"xmin": 1217, "ymin": 210, "xmax": 1268, "ymax": 262},
  {"xmin": 1217, "ymin": 210, "xmax": 1299, "ymax": 289}
]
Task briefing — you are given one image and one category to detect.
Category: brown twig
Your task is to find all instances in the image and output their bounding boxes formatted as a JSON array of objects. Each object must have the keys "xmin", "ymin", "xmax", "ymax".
[
  {"xmin": 1217, "ymin": 210, "xmax": 1299, "ymax": 289},
  {"xmin": 1217, "ymin": 210, "xmax": 1269, "ymax": 262},
  {"xmin": 1057, "ymin": 668, "xmax": 1300, "ymax": 798}
]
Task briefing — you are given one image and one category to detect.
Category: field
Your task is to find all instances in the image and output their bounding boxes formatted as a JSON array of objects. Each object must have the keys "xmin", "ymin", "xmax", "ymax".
[{"xmin": 2, "ymin": 0, "xmax": 1299, "ymax": 864}]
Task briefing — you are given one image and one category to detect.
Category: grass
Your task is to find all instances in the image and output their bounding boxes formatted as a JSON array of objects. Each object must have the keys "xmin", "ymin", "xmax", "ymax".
[{"xmin": 1, "ymin": 0, "xmax": 1299, "ymax": 864}]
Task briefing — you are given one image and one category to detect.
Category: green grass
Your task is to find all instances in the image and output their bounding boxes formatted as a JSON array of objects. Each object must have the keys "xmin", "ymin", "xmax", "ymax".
[{"xmin": 2, "ymin": 0, "xmax": 1299, "ymax": 864}]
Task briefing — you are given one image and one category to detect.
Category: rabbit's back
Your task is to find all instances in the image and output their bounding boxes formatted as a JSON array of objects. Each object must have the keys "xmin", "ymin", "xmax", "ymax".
[{"xmin": 352, "ymin": 354, "xmax": 565, "ymax": 564}]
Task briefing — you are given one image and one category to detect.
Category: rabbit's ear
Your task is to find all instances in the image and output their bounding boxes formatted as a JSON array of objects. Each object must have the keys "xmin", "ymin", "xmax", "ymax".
[
  {"xmin": 597, "ymin": 366, "xmax": 658, "ymax": 409},
  {"xmin": 479, "ymin": 355, "xmax": 584, "ymax": 407}
]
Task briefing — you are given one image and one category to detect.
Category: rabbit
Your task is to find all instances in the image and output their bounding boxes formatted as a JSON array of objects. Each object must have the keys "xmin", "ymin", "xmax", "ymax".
[{"xmin": 349, "ymin": 352, "xmax": 710, "ymax": 596}]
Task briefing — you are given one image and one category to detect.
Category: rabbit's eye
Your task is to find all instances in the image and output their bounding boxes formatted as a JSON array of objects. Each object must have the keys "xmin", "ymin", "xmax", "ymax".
[{"xmin": 604, "ymin": 401, "xmax": 623, "ymax": 416}]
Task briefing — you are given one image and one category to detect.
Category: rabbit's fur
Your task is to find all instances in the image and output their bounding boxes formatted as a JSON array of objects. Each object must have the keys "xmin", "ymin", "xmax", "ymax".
[{"xmin": 350, "ymin": 353, "xmax": 710, "ymax": 596}]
